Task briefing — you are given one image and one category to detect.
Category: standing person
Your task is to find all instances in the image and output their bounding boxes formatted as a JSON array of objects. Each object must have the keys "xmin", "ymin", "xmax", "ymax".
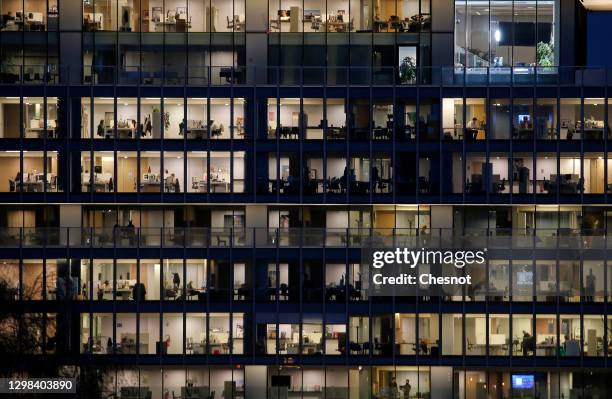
[
  {"xmin": 585, "ymin": 268, "xmax": 596, "ymax": 302},
  {"xmin": 372, "ymin": 166, "xmax": 381, "ymax": 193},
  {"xmin": 402, "ymin": 379, "xmax": 412, "ymax": 399},
  {"xmin": 389, "ymin": 377, "xmax": 398, "ymax": 398},
  {"xmin": 173, "ymin": 272, "xmax": 181, "ymax": 291},
  {"xmin": 127, "ymin": 220, "xmax": 136, "ymax": 245}
]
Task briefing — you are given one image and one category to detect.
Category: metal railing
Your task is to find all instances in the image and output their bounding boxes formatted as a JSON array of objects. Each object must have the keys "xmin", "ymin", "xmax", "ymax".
[
  {"xmin": 0, "ymin": 227, "xmax": 607, "ymax": 249},
  {"xmin": 3, "ymin": 64, "xmax": 612, "ymax": 87}
]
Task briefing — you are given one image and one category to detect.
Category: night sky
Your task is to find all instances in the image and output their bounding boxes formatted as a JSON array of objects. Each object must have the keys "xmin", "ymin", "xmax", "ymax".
[{"xmin": 587, "ymin": 11, "xmax": 612, "ymax": 66}]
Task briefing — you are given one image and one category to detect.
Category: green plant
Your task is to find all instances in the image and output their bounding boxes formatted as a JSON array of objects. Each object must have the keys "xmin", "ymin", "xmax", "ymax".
[
  {"xmin": 536, "ymin": 41, "xmax": 554, "ymax": 67},
  {"xmin": 399, "ymin": 56, "xmax": 417, "ymax": 84}
]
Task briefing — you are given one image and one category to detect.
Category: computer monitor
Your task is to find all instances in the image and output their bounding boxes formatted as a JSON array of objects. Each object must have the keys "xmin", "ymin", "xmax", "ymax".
[
  {"xmin": 511, "ymin": 374, "xmax": 534, "ymax": 389},
  {"xmin": 271, "ymin": 375, "xmax": 291, "ymax": 387}
]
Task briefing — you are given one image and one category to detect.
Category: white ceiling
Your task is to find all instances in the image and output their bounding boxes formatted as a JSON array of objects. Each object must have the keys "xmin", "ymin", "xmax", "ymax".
[{"xmin": 581, "ymin": 0, "xmax": 612, "ymax": 11}]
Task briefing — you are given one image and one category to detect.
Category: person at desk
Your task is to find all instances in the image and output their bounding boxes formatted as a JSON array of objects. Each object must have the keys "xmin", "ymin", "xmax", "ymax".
[
  {"xmin": 519, "ymin": 116, "xmax": 532, "ymax": 130},
  {"xmin": 1, "ymin": 12, "xmax": 15, "ymax": 29},
  {"xmin": 132, "ymin": 281, "xmax": 146, "ymax": 301},
  {"xmin": 466, "ymin": 117, "xmax": 479, "ymax": 140}
]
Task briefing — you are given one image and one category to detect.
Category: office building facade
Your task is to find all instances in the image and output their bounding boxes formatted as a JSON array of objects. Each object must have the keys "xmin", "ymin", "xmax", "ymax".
[{"xmin": 0, "ymin": 0, "xmax": 611, "ymax": 397}]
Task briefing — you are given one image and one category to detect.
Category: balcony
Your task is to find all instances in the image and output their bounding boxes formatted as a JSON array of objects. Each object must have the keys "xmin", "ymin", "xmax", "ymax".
[
  {"xmin": 0, "ymin": 226, "xmax": 607, "ymax": 249},
  {"xmin": 3, "ymin": 65, "xmax": 612, "ymax": 87}
]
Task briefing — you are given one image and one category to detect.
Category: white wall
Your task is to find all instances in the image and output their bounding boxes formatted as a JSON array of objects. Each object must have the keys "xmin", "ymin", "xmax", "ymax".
[
  {"xmin": 327, "ymin": 104, "xmax": 345, "ymax": 127},
  {"xmin": 326, "ymin": 210, "xmax": 348, "ymax": 229},
  {"xmin": 327, "ymin": 158, "xmax": 346, "ymax": 179}
]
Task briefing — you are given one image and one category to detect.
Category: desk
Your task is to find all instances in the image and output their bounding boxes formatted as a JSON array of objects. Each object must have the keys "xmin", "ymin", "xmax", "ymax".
[
  {"xmin": 155, "ymin": 21, "xmax": 190, "ymax": 32},
  {"xmin": 209, "ymin": 342, "xmax": 229, "ymax": 355},
  {"xmin": 327, "ymin": 127, "xmax": 346, "ymax": 139},
  {"xmin": 537, "ymin": 342, "xmax": 557, "ymax": 356},
  {"xmin": 187, "ymin": 342, "xmax": 206, "ymax": 354},
  {"xmin": 25, "ymin": 128, "xmax": 56, "ymax": 139},
  {"xmin": 323, "ymin": 20, "xmax": 350, "ymax": 32},
  {"xmin": 140, "ymin": 181, "xmax": 161, "ymax": 192},
  {"xmin": 182, "ymin": 386, "xmax": 210, "ymax": 399},
  {"xmin": 103, "ymin": 127, "xmax": 135, "ymax": 139},
  {"xmin": 17, "ymin": 181, "xmax": 45, "ymax": 192},
  {"xmin": 210, "ymin": 180, "xmax": 229, "ymax": 193},
  {"xmin": 583, "ymin": 128, "xmax": 604, "ymax": 140},
  {"xmin": 185, "ymin": 128, "xmax": 209, "ymax": 139},
  {"xmin": 219, "ymin": 67, "xmax": 244, "ymax": 83},
  {"xmin": 84, "ymin": 181, "xmax": 108, "ymax": 192},
  {"xmin": 191, "ymin": 180, "xmax": 207, "ymax": 193}
]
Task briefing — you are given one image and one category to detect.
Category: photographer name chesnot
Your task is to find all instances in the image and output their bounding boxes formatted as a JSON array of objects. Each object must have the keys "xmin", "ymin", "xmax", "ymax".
[
  {"xmin": 372, "ymin": 272, "xmax": 472, "ymax": 286},
  {"xmin": 371, "ymin": 247, "xmax": 487, "ymax": 269}
]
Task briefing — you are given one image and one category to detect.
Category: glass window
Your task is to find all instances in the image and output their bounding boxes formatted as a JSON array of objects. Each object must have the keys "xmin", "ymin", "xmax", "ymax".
[
  {"xmin": 163, "ymin": 313, "xmax": 184, "ymax": 354},
  {"xmin": 210, "ymin": 99, "xmax": 232, "ymax": 139},
  {"xmin": 559, "ymin": 315, "xmax": 581, "ymax": 357},
  {"xmin": 535, "ymin": 98, "xmax": 557, "ymax": 140},
  {"xmin": 163, "ymin": 152, "xmax": 185, "ymax": 193},
  {"xmin": 535, "ymin": 314, "xmax": 557, "ymax": 356},
  {"xmin": 512, "ymin": 260, "xmax": 533, "ymax": 301},
  {"xmin": 535, "ymin": 260, "xmax": 556, "ymax": 302},
  {"xmin": 490, "ymin": 99, "xmax": 510, "ymax": 139},
  {"xmin": 582, "ymin": 260, "xmax": 604, "ymax": 302},
  {"xmin": 513, "ymin": 98, "xmax": 534, "ymax": 140},
  {"xmin": 584, "ymin": 153, "xmax": 605, "ymax": 194},
  {"xmin": 140, "ymin": 259, "xmax": 161, "ymax": 301},
  {"xmin": 560, "ymin": 98, "xmax": 580, "ymax": 140},
  {"xmin": 455, "ymin": 1, "xmax": 557, "ymax": 71},
  {"xmin": 584, "ymin": 98, "xmax": 605, "ymax": 140},
  {"xmin": 0, "ymin": 97, "xmax": 21, "ymax": 138},
  {"xmin": 512, "ymin": 314, "xmax": 534, "ymax": 356},
  {"xmin": 465, "ymin": 314, "xmax": 486, "ymax": 356},
  {"xmin": 140, "ymin": 313, "xmax": 160, "ymax": 354},
  {"xmin": 583, "ymin": 315, "xmax": 604, "ymax": 357},
  {"xmin": 441, "ymin": 314, "xmax": 462, "ymax": 355},
  {"xmin": 22, "ymin": 97, "xmax": 60, "ymax": 139},
  {"xmin": 488, "ymin": 314, "xmax": 509, "ymax": 356},
  {"xmin": 140, "ymin": 98, "xmax": 162, "ymax": 139},
  {"xmin": 22, "ymin": 260, "xmax": 44, "ymax": 300},
  {"xmin": 442, "ymin": 98, "xmax": 463, "ymax": 140},
  {"xmin": 81, "ymin": 151, "xmax": 114, "ymax": 193}
]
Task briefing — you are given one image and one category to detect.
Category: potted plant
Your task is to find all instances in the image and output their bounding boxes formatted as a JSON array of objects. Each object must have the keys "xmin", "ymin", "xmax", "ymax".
[
  {"xmin": 536, "ymin": 41, "xmax": 554, "ymax": 68},
  {"xmin": 399, "ymin": 56, "xmax": 417, "ymax": 84}
]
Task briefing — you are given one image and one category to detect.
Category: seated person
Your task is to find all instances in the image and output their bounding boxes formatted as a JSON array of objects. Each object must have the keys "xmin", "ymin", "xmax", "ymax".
[
  {"xmin": 132, "ymin": 282, "xmax": 146, "ymax": 301},
  {"xmin": 519, "ymin": 116, "xmax": 532, "ymax": 130}
]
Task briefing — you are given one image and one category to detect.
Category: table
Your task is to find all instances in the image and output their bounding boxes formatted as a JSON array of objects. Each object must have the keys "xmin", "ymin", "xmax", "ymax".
[
  {"xmin": 185, "ymin": 128, "xmax": 209, "ymax": 139},
  {"xmin": 103, "ymin": 127, "xmax": 135, "ymax": 139},
  {"xmin": 18, "ymin": 181, "xmax": 45, "ymax": 192},
  {"xmin": 140, "ymin": 181, "xmax": 161, "ymax": 192},
  {"xmin": 210, "ymin": 180, "xmax": 229, "ymax": 193},
  {"xmin": 25, "ymin": 128, "xmax": 56, "ymax": 139},
  {"xmin": 83, "ymin": 181, "xmax": 108, "ymax": 192}
]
